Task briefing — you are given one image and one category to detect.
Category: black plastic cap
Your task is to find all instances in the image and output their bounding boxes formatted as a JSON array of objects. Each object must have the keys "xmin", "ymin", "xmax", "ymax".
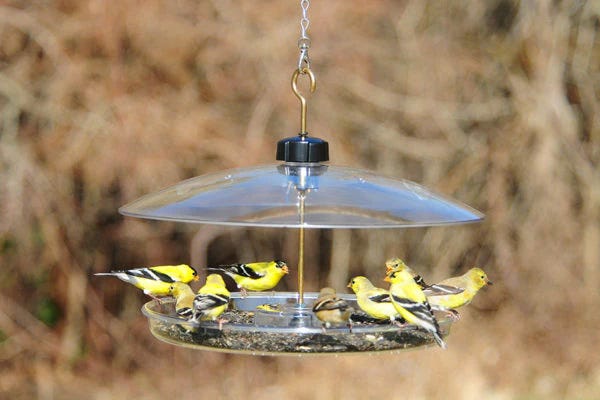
[{"xmin": 276, "ymin": 135, "xmax": 329, "ymax": 162}]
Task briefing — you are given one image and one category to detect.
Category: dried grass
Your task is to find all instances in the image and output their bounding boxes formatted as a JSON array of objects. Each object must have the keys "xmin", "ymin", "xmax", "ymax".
[{"xmin": 1, "ymin": 0, "xmax": 599, "ymax": 399}]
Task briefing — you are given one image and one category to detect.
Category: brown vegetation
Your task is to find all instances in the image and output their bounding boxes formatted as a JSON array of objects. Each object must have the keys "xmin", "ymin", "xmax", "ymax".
[{"xmin": 1, "ymin": 1, "xmax": 599, "ymax": 399}]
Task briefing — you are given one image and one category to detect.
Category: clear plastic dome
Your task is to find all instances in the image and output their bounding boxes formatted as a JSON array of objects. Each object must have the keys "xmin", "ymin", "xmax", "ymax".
[{"xmin": 119, "ymin": 163, "xmax": 483, "ymax": 228}]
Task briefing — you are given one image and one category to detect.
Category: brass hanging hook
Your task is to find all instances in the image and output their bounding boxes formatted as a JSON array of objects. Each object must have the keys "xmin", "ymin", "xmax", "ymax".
[{"xmin": 291, "ymin": 67, "xmax": 316, "ymax": 136}]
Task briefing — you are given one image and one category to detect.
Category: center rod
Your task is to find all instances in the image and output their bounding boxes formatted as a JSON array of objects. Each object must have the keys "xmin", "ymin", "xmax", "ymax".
[{"xmin": 298, "ymin": 191, "xmax": 306, "ymax": 305}]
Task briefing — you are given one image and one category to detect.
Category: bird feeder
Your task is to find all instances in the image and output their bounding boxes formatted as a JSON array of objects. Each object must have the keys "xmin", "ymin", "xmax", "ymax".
[{"xmin": 119, "ymin": 2, "xmax": 483, "ymax": 355}]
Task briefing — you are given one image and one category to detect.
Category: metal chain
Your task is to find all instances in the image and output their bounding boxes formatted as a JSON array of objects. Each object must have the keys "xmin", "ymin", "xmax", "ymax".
[
  {"xmin": 292, "ymin": 0, "xmax": 315, "ymax": 136},
  {"xmin": 297, "ymin": 0, "xmax": 311, "ymax": 70}
]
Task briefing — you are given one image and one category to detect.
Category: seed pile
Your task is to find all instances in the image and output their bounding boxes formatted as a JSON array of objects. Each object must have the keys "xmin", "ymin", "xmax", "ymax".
[{"xmin": 145, "ymin": 303, "xmax": 449, "ymax": 355}]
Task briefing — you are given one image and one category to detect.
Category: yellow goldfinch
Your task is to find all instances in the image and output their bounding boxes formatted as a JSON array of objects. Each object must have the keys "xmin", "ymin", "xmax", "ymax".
[
  {"xmin": 385, "ymin": 257, "xmax": 429, "ymax": 289},
  {"xmin": 168, "ymin": 282, "xmax": 195, "ymax": 318},
  {"xmin": 207, "ymin": 260, "xmax": 289, "ymax": 296},
  {"xmin": 256, "ymin": 304, "xmax": 284, "ymax": 313},
  {"xmin": 347, "ymin": 276, "xmax": 401, "ymax": 323},
  {"xmin": 312, "ymin": 287, "xmax": 354, "ymax": 332},
  {"xmin": 424, "ymin": 267, "xmax": 492, "ymax": 318},
  {"xmin": 192, "ymin": 274, "xmax": 230, "ymax": 330},
  {"xmin": 385, "ymin": 269, "xmax": 447, "ymax": 349},
  {"xmin": 95, "ymin": 264, "xmax": 199, "ymax": 300}
]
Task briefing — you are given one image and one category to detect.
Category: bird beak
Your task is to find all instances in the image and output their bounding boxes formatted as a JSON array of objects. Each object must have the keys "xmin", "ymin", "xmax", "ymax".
[
  {"xmin": 384, "ymin": 276, "xmax": 391, "ymax": 283},
  {"xmin": 346, "ymin": 282, "xmax": 352, "ymax": 288},
  {"xmin": 282, "ymin": 265, "xmax": 289, "ymax": 274},
  {"xmin": 193, "ymin": 275, "xmax": 200, "ymax": 281},
  {"xmin": 487, "ymin": 280, "xmax": 493, "ymax": 286}
]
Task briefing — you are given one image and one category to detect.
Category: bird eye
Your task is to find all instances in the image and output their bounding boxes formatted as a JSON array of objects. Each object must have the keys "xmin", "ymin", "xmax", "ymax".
[{"xmin": 480, "ymin": 275, "xmax": 485, "ymax": 279}]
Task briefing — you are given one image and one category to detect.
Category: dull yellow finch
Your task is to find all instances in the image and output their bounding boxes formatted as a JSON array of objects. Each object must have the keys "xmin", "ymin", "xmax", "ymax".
[
  {"xmin": 208, "ymin": 260, "xmax": 288, "ymax": 296},
  {"xmin": 192, "ymin": 274, "xmax": 230, "ymax": 330},
  {"xmin": 347, "ymin": 276, "xmax": 401, "ymax": 323},
  {"xmin": 424, "ymin": 267, "xmax": 492, "ymax": 318},
  {"xmin": 168, "ymin": 282, "xmax": 195, "ymax": 318},
  {"xmin": 385, "ymin": 257, "xmax": 429, "ymax": 289},
  {"xmin": 312, "ymin": 287, "xmax": 354, "ymax": 332},
  {"xmin": 385, "ymin": 269, "xmax": 447, "ymax": 349},
  {"xmin": 95, "ymin": 264, "xmax": 199, "ymax": 300}
]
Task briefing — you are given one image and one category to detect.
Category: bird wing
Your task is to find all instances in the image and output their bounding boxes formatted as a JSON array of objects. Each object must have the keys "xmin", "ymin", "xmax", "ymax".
[
  {"xmin": 423, "ymin": 284, "xmax": 465, "ymax": 297},
  {"xmin": 193, "ymin": 293, "xmax": 230, "ymax": 311},
  {"xmin": 210, "ymin": 264, "xmax": 265, "ymax": 279},
  {"xmin": 312, "ymin": 297, "xmax": 351, "ymax": 312},
  {"xmin": 368, "ymin": 293, "xmax": 393, "ymax": 304},
  {"xmin": 176, "ymin": 307, "xmax": 194, "ymax": 318},
  {"xmin": 413, "ymin": 275, "xmax": 429, "ymax": 289},
  {"xmin": 123, "ymin": 268, "xmax": 176, "ymax": 283},
  {"xmin": 391, "ymin": 295, "xmax": 437, "ymax": 327}
]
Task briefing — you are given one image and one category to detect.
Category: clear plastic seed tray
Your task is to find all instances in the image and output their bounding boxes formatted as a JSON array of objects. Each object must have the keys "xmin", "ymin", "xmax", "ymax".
[{"xmin": 142, "ymin": 292, "xmax": 452, "ymax": 356}]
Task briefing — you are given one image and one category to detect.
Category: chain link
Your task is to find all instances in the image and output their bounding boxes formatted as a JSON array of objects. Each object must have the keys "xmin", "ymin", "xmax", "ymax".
[
  {"xmin": 299, "ymin": 0, "xmax": 310, "ymax": 39},
  {"xmin": 297, "ymin": 0, "xmax": 311, "ymax": 70}
]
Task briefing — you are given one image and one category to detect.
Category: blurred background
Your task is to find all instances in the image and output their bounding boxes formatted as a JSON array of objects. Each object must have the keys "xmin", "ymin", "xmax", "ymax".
[{"xmin": 1, "ymin": 0, "xmax": 599, "ymax": 398}]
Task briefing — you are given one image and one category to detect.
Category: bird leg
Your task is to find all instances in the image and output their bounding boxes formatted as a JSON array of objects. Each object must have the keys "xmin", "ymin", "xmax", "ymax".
[
  {"xmin": 392, "ymin": 318, "xmax": 406, "ymax": 328},
  {"xmin": 446, "ymin": 309, "xmax": 461, "ymax": 321},
  {"xmin": 240, "ymin": 287, "xmax": 248, "ymax": 298},
  {"xmin": 347, "ymin": 322, "xmax": 353, "ymax": 334},
  {"xmin": 146, "ymin": 292, "xmax": 163, "ymax": 304},
  {"xmin": 217, "ymin": 318, "xmax": 229, "ymax": 331}
]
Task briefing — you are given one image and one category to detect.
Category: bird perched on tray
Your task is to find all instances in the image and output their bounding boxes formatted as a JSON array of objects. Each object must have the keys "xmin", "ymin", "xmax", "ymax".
[
  {"xmin": 347, "ymin": 276, "xmax": 401, "ymax": 324},
  {"xmin": 207, "ymin": 260, "xmax": 289, "ymax": 296},
  {"xmin": 424, "ymin": 267, "xmax": 492, "ymax": 319},
  {"xmin": 256, "ymin": 303, "xmax": 284, "ymax": 313},
  {"xmin": 192, "ymin": 274, "xmax": 231, "ymax": 330},
  {"xmin": 385, "ymin": 268, "xmax": 447, "ymax": 349},
  {"xmin": 168, "ymin": 282, "xmax": 195, "ymax": 318},
  {"xmin": 312, "ymin": 287, "xmax": 354, "ymax": 333},
  {"xmin": 94, "ymin": 264, "xmax": 199, "ymax": 300},
  {"xmin": 385, "ymin": 257, "xmax": 429, "ymax": 289}
]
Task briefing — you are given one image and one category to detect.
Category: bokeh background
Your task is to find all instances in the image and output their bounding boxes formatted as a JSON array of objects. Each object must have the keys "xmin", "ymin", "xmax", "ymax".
[{"xmin": 1, "ymin": 0, "xmax": 599, "ymax": 399}]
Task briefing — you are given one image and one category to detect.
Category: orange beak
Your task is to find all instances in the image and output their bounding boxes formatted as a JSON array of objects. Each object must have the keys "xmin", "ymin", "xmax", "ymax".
[
  {"xmin": 384, "ymin": 276, "xmax": 391, "ymax": 283},
  {"xmin": 282, "ymin": 265, "xmax": 289, "ymax": 274},
  {"xmin": 193, "ymin": 275, "xmax": 200, "ymax": 281}
]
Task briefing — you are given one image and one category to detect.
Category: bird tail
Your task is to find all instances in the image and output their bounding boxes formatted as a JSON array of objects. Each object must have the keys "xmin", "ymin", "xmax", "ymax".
[
  {"xmin": 432, "ymin": 330, "xmax": 447, "ymax": 349},
  {"xmin": 205, "ymin": 267, "xmax": 232, "ymax": 277},
  {"xmin": 94, "ymin": 272, "xmax": 134, "ymax": 284},
  {"xmin": 426, "ymin": 302, "xmax": 447, "ymax": 349},
  {"xmin": 191, "ymin": 310, "xmax": 204, "ymax": 323}
]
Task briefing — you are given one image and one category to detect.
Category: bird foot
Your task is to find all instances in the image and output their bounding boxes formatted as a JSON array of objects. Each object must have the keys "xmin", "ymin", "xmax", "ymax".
[
  {"xmin": 148, "ymin": 294, "xmax": 163, "ymax": 304},
  {"xmin": 447, "ymin": 310, "xmax": 460, "ymax": 321},
  {"xmin": 217, "ymin": 318, "xmax": 229, "ymax": 331},
  {"xmin": 393, "ymin": 320, "xmax": 406, "ymax": 328},
  {"xmin": 240, "ymin": 288, "xmax": 248, "ymax": 298}
]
